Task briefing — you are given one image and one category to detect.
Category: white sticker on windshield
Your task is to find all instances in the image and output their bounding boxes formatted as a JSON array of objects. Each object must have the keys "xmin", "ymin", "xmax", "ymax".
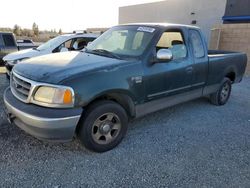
[{"xmin": 137, "ymin": 27, "xmax": 155, "ymax": 33}]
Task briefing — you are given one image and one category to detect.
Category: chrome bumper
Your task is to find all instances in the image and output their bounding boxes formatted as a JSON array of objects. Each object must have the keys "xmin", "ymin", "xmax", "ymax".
[{"xmin": 4, "ymin": 87, "xmax": 82, "ymax": 142}]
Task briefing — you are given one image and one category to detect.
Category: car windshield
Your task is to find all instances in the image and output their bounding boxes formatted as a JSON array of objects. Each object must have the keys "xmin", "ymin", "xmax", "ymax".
[
  {"xmin": 85, "ymin": 25, "xmax": 156, "ymax": 58},
  {"xmin": 37, "ymin": 36, "xmax": 64, "ymax": 51}
]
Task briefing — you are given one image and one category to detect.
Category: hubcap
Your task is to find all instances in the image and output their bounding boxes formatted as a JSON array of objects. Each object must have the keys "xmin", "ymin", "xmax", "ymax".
[
  {"xmin": 220, "ymin": 82, "xmax": 230, "ymax": 102},
  {"xmin": 92, "ymin": 113, "xmax": 121, "ymax": 145}
]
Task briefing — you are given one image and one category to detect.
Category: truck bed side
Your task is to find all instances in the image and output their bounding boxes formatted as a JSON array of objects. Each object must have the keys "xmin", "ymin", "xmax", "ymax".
[{"xmin": 203, "ymin": 50, "xmax": 247, "ymax": 95}]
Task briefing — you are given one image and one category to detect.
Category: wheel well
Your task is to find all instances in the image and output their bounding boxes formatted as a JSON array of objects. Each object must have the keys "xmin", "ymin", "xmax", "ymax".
[
  {"xmin": 225, "ymin": 72, "xmax": 236, "ymax": 82},
  {"xmin": 86, "ymin": 93, "xmax": 136, "ymax": 118}
]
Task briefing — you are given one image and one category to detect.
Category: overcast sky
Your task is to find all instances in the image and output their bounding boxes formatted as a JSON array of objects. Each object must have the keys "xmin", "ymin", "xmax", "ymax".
[{"xmin": 1, "ymin": 0, "xmax": 162, "ymax": 32}]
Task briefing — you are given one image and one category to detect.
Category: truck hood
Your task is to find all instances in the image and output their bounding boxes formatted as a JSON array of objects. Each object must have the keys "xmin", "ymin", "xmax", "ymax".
[
  {"xmin": 14, "ymin": 51, "xmax": 131, "ymax": 84},
  {"xmin": 3, "ymin": 48, "xmax": 42, "ymax": 61}
]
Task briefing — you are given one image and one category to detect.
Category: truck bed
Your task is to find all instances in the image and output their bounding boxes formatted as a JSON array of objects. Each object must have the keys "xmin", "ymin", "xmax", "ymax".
[{"xmin": 207, "ymin": 50, "xmax": 247, "ymax": 85}]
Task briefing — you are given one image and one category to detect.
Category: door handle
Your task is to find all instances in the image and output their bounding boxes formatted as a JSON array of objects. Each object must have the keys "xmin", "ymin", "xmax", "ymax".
[{"xmin": 186, "ymin": 67, "xmax": 193, "ymax": 74}]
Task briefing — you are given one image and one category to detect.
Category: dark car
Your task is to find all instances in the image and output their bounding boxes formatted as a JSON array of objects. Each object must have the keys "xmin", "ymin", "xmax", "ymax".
[
  {"xmin": 0, "ymin": 32, "xmax": 18, "ymax": 66},
  {"xmin": 4, "ymin": 23, "xmax": 247, "ymax": 152}
]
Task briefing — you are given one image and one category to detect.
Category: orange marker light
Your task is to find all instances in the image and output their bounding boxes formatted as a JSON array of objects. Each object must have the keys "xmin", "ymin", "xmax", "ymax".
[{"xmin": 63, "ymin": 89, "xmax": 72, "ymax": 104}]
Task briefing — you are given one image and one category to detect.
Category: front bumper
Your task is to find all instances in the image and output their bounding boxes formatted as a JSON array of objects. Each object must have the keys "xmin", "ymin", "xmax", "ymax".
[{"xmin": 4, "ymin": 87, "xmax": 83, "ymax": 142}]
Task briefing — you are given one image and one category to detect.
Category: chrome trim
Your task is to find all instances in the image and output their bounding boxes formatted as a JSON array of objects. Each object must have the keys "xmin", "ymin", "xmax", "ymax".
[
  {"xmin": 157, "ymin": 49, "xmax": 173, "ymax": 61},
  {"xmin": 11, "ymin": 71, "xmax": 75, "ymax": 108},
  {"xmin": 147, "ymin": 85, "xmax": 191, "ymax": 98},
  {"xmin": 147, "ymin": 82, "xmax": 205, "ymax": 98}
]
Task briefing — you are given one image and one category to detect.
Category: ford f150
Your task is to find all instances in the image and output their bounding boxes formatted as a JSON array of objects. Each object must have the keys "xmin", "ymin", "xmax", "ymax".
[{"xmin": 4, "ymin": 23, "xmax": 247, "ymax": 152}]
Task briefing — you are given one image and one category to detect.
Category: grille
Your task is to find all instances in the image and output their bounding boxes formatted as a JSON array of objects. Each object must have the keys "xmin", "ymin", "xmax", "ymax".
[{"xmin": 10, "ymin": 72, "xmax": 32, "ymax": 102}]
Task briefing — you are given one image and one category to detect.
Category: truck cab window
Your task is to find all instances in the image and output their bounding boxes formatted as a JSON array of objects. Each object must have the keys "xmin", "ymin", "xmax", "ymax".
[
  {"xmin": 2, "ymin": 34, "xmax": 15, "ymax": 47},
  {"xmin": 189, "ymin": 30, "xmax": 205, "ymax": 58},
  {"xmin": 156, "ymin": 31, "xmax": 187, "ymax": 60}
]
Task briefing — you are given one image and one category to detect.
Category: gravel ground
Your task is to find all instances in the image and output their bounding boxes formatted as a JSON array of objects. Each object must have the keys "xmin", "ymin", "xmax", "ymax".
[{"xmin": 0, "ymin": 74, "xmax": 250, "ymax": 187}]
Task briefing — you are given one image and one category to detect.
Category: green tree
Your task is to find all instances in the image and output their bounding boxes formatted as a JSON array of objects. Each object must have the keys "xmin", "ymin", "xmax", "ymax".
[
  {"xmin": 13, "ymin": 24, "xmax": 21, "ymax": 36},
  {"xmin": 58, "ymin": 28, "xmax": 62, "ymax": 35},
  {"xmin": 32, "ymin": 22, "xmax": 39, "ymax": 36}
]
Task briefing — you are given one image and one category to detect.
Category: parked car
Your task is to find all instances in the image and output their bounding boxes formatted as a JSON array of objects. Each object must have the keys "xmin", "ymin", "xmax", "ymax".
[
  {"xmin": 3, "ymin": 32, "xmax": 99, "ymax": 77},
  {"xmin": 4, "ymin": 23, "xmax": 247, "ymax": 152},
  {"xmin": 0, "ymin": 32, "xmax": 19, "ymax": 66},
  {"xmin": 16, "ymin": 39, "xmax": 38, "ymax": 50}
]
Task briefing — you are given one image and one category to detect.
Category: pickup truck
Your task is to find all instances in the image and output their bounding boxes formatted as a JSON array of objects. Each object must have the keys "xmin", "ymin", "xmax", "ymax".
[
  {"xmin": 3, "ymin": 33, "xmax": 99, "ymax": 77},
  {"xmin": 4, "ymin": 23, "xmax": 247, "ymax": 152},
  {"xmin": 16, "ymin": 39, "xmax": 37, "ymax": 50},
  {"xmin": 0, "ymin": 32, "xmax": 38, "ymax": 66}
]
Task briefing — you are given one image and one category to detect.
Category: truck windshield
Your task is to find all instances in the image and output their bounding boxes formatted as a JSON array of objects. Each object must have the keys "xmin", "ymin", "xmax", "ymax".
[
  {"xmin": 37, "ymin": 36, "xmax": 64, "ymax": 51},
  {"xmin": 85, "ymin": 26, "xmax": 156, "ymax": 58}
]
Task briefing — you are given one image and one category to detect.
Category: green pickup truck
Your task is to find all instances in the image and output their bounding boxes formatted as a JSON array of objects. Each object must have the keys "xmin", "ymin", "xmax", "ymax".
[{"xmin": 4, "ymin": 23, "xmax": 247, "ymax": 152}]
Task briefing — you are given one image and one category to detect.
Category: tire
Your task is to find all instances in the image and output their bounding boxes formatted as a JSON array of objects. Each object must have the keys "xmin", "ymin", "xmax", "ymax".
[
  {"xmin": 210, "ymin": 78, "xmax": 232, "ymax": 106},
  {"xmin": 78, "ymin": 100, "xmax": 128, "ymax": 152}
]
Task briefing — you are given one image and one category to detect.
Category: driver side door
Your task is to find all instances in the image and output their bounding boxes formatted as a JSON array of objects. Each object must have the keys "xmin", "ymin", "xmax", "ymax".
[{"xmin": 144, "ymin": 29, "xmax": 194, "ymax": 101}]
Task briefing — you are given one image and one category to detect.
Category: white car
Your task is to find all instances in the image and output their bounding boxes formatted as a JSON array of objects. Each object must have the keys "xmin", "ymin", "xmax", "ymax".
[{"xmin": 4, "ymin": 33, "xmax": 99, "ymax": 76}]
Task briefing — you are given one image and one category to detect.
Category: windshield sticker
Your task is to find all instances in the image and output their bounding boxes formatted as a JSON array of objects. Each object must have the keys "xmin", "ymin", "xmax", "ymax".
[{"xmin": 137, "ymin": 27, "xmax": 155, "ymax": 33}]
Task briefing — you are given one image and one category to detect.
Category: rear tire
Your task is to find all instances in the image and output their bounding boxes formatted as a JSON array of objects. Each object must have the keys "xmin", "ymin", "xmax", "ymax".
[
  {"xmin": 210, "ymin": 78, "xmax": 232, "ymax": 106},
  {"xmin": 78, "ymin": 100, "xmax": 128, "ymax": 152}
]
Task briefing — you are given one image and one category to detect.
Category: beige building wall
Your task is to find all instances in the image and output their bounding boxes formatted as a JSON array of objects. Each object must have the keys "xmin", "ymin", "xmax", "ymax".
[
  {"xmin": 119, "ymin": 0, "xmax": 227, "ymax": 42},
  {"xmin": 210, "ymin": 24, "xmax": 250, "ymax": 74}
]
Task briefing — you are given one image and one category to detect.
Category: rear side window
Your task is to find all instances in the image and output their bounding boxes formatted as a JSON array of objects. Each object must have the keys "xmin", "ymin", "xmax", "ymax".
[
  {"xmin": 189, "ymin": 30, "xmax": 205, "ymax": 58},
  {"xmin": 2, "ymin": 34, "xmax": 16, "ymax": 47}
]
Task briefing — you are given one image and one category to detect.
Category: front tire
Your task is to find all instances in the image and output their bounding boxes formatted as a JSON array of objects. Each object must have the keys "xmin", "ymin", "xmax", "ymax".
[
  {"xmin": 78, "ymin": 100, "xmax": 128, "ymax": 152},
  {"xmin": 210, "ymin": 78, "xmax": 232, "ymax": 106}
]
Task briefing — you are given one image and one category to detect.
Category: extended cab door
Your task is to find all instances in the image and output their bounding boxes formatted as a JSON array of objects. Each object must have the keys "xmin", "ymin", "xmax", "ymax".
[
  {"xmin": 144, "ymin": 28, "xmax": 194, "ymax": 101},
  {"xmin": 189, "ymin": 29, "xmax": 208, "ymax": 92}
]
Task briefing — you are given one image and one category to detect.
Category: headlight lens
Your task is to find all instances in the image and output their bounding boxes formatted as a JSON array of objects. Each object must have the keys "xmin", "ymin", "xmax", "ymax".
[
  {"xmin": 8, "ymin": 59, "xmax": 20, "ymax": 65},
  {"xmin": 33, "ymin": 86, "xmax": 74, "ymax": 107}
]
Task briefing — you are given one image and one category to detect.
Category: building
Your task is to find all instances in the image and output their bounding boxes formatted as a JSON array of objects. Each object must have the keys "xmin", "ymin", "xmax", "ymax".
[
  {"xmin": 223, "ymin": 0, "xmax": 250, "ymax": 23},
  {"xmin": 210, "ymin": 0, "xmax": 250, "ymax": 73},
  {"xmin": 119, "ymin": 0, "xmax": 227, "ymax": 41}
]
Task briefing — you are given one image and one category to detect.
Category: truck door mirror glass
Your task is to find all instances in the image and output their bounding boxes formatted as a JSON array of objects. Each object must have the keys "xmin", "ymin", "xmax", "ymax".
[{"xmin": 156, "ymin": 49, "xmax": 173, "ymax": 62}]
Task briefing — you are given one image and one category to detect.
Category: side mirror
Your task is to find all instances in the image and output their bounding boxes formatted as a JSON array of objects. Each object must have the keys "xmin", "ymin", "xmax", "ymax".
[
  {"xmin": 156, "ymin": 49, "xmax": 173, "ymax": 62},
  {"xmin": 86, "ymin": 42, "xmax": 92, "ymax": 47},
  {"xmin": 60, "ymin": 47, "xmax": 68, "ymax": 52}
]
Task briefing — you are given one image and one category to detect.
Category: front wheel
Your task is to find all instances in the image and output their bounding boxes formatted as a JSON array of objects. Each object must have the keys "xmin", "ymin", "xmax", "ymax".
[
  {"xmin": 78, "ymin": 100, "xmax": 128, "ymax": 152},
  {"xmin": 210, "ymin": 78, "xmax": 232, "ymax": 106}
]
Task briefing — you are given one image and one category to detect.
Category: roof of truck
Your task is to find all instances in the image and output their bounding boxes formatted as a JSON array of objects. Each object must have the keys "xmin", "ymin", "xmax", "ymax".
[
  {"xmin": 61, "ymin": 33, "xmax": 100, "ymax": 38},
  {"xmin": 120, "ymin": 23, "xmax": 200, "ymax": 29}
]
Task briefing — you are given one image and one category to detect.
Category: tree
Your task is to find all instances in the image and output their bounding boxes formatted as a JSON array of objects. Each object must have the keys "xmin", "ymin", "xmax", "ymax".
[
  {"xmin": 58, "ymin": 28, "xmax": 62, "ymax": 35},
  {"xmin": 13, "ymin": 24, "xmax": 21, "ymax": 36},
  {"xmin": 32, "ymin": 22, "xmax": 39, "ymax": 36}
]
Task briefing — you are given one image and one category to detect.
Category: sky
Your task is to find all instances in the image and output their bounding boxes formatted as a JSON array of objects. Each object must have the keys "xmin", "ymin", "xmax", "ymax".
[{"xmin": 1, "ymin": 0, "xmax": 162, "ymax": 32}]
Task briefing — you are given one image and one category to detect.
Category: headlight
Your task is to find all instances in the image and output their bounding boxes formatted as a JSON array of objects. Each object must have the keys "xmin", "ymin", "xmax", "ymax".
[
  {"xmin": 8, "ymin": 58, "xmax": 29, "ymax": 65},
  {"xmin": 33, "ymin": 86, "xmax": 74, "ymax": 107},
  {"xmin": 8, "ymin": 59, "xmax": 20, "ymax": 65}
]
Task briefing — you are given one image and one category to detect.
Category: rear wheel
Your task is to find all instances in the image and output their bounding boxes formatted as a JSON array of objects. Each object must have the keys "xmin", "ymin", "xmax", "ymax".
[
  {"xmin": 210, "ymin": 78, "xmax": 232, "ymax": 106},
  {"xmin": 78, "ymin": 100, "xmax": 128, "ymax": 152}
]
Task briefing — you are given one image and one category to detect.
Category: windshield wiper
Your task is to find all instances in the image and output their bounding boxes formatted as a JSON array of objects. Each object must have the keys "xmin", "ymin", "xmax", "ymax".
[{"xmin": 87, "ymin": 49, "xmax": 121, "ymax": 59}]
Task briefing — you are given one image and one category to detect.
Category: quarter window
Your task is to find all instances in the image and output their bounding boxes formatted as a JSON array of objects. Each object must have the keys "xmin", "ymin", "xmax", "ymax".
[{"xmin": 190, "ymin": 30, "xmax": 205, "ymax": 58}]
